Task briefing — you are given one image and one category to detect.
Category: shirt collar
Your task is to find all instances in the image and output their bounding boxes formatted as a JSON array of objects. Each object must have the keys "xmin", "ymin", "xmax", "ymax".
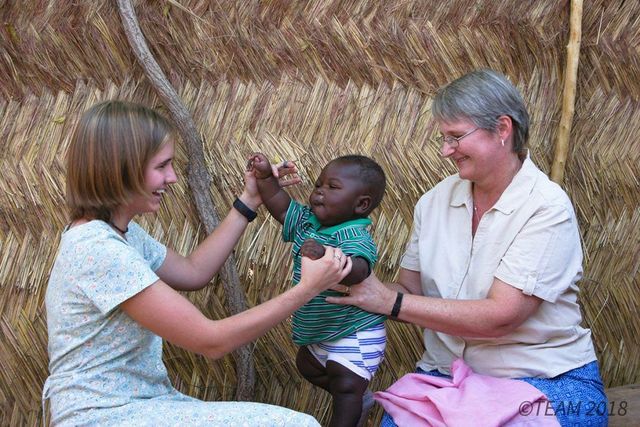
[
  {"xmin": 493, "ymin": 153, "xmax": 538, "ymax": 214},
  {"xmin": 450, "ymin": 179, "xmax": 472, "ymax": 208},
  {"xmin": 449, "ymin": 151, "xmax": 539, "ymax": 215},
  {"xmin": 306, "ymin": 214, "xmax": 372, "ymax": 236}
]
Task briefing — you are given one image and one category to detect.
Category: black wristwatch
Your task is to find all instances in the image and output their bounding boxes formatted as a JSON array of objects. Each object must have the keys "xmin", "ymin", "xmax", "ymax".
[
  {"xmin": 391, "ymin": 292, "xmax": 404, "ymax": 317},
  {"xmin": 233, "ymin": 198, "xmax": 257, "ymax": 222}
]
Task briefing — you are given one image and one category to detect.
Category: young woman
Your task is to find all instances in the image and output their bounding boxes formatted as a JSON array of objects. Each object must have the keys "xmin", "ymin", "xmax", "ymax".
[{"xmin": 43, "ymin": 101, "xmax": 352, "ymax": 426}]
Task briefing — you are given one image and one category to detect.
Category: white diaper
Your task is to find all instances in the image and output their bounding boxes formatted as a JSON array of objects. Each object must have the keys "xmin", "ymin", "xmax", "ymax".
[{"xmin": 306, "ymin": 323, "xmax": 386, "ymax": 380}]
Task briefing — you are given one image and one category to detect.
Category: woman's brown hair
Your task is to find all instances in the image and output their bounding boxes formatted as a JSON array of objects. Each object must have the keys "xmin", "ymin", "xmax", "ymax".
[{"xmin": 66, "ymin": 101, "xmax": 175, "ymax": 222}]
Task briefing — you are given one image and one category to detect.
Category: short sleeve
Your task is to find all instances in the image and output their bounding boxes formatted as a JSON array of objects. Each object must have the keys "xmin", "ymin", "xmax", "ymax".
[
  {"xmin": 79, "ymin": 237, "xmax": 160, "ymax": 314},
  {"xmin": 400, "ymin": 195, "xmax": 425, "ymax": 271},
  {"xmin": 495, "ymin": 202, "xmax": 583, "ymax": 302},
  {"xmin": 283, "ymin": 200, "xmax": 308, "ymax": 242},
  {"xmin": 73, "ymin": 223, "xmax": 166, "ymax": 314},
  {"xmin": 335, "ymin": 227, "xmax": 378, "ymax": 269},
  {"xmin": 126, "ymin": 222, "xmax": 167, "ymax": 271}
]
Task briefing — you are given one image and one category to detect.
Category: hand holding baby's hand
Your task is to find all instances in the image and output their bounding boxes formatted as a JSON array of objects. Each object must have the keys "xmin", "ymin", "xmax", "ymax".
[
  {"xmin": 300, "ymin": 239, "xmax": 326, "ymax": 260},
  {"xmin": 247, "ymin": 153, "xmax": 273, "ymax": 179},
  {"xmin": 248, "ymin": 153, "xmax": 301, "ymax": 188}
]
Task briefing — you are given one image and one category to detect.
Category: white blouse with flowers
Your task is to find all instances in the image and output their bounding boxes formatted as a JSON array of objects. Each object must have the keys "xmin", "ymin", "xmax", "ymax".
[{"xmin": 43, "ymin": 220, "xmax": 318, "ymax": 426}]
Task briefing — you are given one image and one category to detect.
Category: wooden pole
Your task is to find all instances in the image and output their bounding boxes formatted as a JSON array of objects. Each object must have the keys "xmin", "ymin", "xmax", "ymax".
[
  {"xmin": 117, "ymin": 0, "xmax": 255, "ymax": 400},
  {"xmin": 551, "ymin": 0, "xmax": 583, "ymax": 184}
]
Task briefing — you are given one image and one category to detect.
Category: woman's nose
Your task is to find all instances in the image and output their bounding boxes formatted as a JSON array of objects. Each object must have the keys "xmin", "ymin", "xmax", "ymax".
[
  {"xmin": 166, "ymin": 166, "xmax": 178, "ymax": 184},
  {"xmin": 440, "ymin": 142, "xmax": 455, "ymax": 158}
]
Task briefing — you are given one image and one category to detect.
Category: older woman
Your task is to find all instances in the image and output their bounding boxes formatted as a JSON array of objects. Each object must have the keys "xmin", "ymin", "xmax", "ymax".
[{"xmin": 329, "ymin": 69, "xmax": 606, "ymax": 426}]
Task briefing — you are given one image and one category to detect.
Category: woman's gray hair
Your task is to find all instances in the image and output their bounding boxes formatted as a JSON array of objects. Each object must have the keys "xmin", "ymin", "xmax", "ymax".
[{"xmin": 432, "ymin": 69, "xmax": 530, "ymax": 155}]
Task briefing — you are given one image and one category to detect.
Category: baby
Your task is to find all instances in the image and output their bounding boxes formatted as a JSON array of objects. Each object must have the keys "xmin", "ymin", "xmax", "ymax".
[{"xmin": 249, "ymin": 153, "xmax": 386, "ymax": 427}]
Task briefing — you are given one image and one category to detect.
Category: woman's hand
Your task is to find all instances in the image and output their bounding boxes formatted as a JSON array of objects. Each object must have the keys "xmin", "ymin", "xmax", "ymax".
[
  {"xmin": 326, "ymin": 272, "xmax": 396, "ymax": 315},
  {"xmin": 238, "ymin": 168, "xmax": 262, "ymax": 211},
  {"xmin": 241, "ymin": 156, "xmax": 302, "ymax": 210},
  {"xmin": 271, "ymin": 160, "xmax": 302, "ymax": 188},
  {"xmin": 240, "ymin": 158, "xmax": 302, "ymax": 211},
  {"xmin": 248, "ymin": 153, "xmax": 274, "ymax": 179},
  {"xmin": 247, "ymin": 153, "xmax": 301, "ymax": 185},
  {"xmin": 298, "ymin": 246, "xmax": 352, "ymax": 294}
]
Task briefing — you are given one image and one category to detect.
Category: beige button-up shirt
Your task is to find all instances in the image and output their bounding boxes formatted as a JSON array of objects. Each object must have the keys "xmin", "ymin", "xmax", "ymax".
[{"xmin": 400, "ymin": 156, "xmax": 597, "ymax": 378}]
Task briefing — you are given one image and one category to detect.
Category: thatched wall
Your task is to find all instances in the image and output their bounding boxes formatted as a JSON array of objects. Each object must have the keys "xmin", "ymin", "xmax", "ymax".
[{"xmin": 1, "ymin": 1, "xmax": 638, "ymax": 425}]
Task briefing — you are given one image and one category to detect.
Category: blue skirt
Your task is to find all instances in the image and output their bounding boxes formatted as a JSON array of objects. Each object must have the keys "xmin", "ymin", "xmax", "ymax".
[{"xmin": 380, "ymin": 361, "xmax": 607, "ymax": 427}]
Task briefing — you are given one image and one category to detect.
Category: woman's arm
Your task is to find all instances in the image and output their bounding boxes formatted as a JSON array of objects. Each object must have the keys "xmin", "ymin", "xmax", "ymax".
[
  {"xmin": 333, "ymin": 268, "xmax": 421, "ymax": 294},
  {"xmin": 328, "ymin": 273, "xmax": 542, "ymax": 338},
  {"xmin": 122, "ymin": 247, "xmax": 352, "ymax": 359},
  {"xmin": 156, "ymin": 191, "xmax": 257, "ymax": 291},
  {"xmin": 395, "ymin": 278, "xmax": 542, "ymax": 337},
  {"xmin": 158, "ymin": 165, "xmax": 299, "ymax": 291},
  {"xmin": 330, "ymin": 191, "xmax": 581, "ymax": 338}
]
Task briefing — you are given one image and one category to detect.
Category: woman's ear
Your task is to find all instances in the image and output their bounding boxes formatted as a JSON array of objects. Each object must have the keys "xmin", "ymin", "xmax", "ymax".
[
  {"xmin": 497, "ymin": 115, "xmax": 513, "ymax": 142},
  {"xmin": 354, "ymin": 195, "xmax": 372, "ymax": 215}
]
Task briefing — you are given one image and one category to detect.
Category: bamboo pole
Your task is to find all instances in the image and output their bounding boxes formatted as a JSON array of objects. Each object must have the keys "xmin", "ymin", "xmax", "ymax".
[
  {"xmin": 551, "ymin": 0, "xmax": 583, "ymax": 184},
  {"xmin": 116, "ymin": 0, "xmax": 255, "ymax": 400}
]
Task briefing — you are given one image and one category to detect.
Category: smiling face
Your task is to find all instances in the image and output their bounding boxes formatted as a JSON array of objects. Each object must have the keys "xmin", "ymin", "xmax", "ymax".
[
  {"xmin": 308, "ymin": 161, "xmax": 369, "ymax": 226},
  {"xmin": 439, "ymin": 118, "xmax": 500, "ymax": 184},
  {"xmin": 124, "ymin": 140, "xmax": 177, "ymax": 216}
]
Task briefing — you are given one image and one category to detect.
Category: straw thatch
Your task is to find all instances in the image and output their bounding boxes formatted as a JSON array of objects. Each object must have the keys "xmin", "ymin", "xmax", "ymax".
[{"xmin": 1, "ymin": 1, "xmax": 639, "ymax": 425}]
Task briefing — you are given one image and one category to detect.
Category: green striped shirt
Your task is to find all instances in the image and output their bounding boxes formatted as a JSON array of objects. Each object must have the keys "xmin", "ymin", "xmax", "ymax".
[{"xmin": 283, "ymin": 200, "xmax": 386, "ymax": 345}]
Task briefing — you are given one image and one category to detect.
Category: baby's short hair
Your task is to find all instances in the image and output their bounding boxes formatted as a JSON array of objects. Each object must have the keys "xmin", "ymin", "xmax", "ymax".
[{"xmin": 332, "ymin": 155, "xmax": 386, "ymax": 213}]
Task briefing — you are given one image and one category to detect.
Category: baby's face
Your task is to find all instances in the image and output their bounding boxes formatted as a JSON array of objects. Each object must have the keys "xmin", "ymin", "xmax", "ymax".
[{"xmin": 308, "ymin": 161, "xmax": 366, "ymax": 226}]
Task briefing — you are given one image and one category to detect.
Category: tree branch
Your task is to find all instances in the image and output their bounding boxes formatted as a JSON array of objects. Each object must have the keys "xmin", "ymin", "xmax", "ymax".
[
  {"xmin": 117, "ymin": 0, "xmax": 255, "ymax": 400},
  {"xmin": 551, "ymin": 0, "xmax": 583, "ymax": 184}
]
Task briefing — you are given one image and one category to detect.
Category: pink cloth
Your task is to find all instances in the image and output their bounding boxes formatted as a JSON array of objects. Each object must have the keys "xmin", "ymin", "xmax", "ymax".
[{"xmin": 374, "ymin": 359, "xmax": 560, "ymax": 426}]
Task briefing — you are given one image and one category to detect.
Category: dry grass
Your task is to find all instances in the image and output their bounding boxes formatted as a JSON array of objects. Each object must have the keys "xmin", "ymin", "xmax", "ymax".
[{"xmin": 1, "ymin": 0, "xmax": 639, "ymax": 425}]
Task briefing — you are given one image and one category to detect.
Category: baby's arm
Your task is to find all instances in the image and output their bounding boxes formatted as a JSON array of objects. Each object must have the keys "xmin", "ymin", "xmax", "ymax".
[
  {"xmin": 249, "ymin": 153, "xmax": 292, "ymax": 224},
  {"xmin": 300, "ymin": 239, "xmax": 370, "ymax": 286}
]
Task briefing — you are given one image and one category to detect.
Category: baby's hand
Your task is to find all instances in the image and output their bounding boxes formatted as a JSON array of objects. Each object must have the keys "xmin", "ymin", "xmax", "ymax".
[
  {"xmin": 300, "ymin": 239, "xmax": 326, "ymax": 260},
  {"xmin": 248, "ymin": 153, "xmax": 273, "ymax": 179}
]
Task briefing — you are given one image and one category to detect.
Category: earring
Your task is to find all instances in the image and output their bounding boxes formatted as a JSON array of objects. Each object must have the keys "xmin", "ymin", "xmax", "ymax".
[{"xmin": 501, "ymin": 139, "xmax": 505, "ymax": 147}]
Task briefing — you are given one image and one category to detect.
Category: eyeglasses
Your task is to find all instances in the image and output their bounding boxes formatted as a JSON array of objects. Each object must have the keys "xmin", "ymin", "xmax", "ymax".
[{"xmin": 434, "ymin": 127, "xmax": 480, "ymax": 148}]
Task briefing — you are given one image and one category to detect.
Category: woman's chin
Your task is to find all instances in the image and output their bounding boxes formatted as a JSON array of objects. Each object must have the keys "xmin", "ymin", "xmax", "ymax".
[
  {"xmin": 144, "ymin": 201, "xmax": 162, "ymax": 214},
  {"xmin": 457, "ymin": 167, "xmax": 474, "ymax": 181}
]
